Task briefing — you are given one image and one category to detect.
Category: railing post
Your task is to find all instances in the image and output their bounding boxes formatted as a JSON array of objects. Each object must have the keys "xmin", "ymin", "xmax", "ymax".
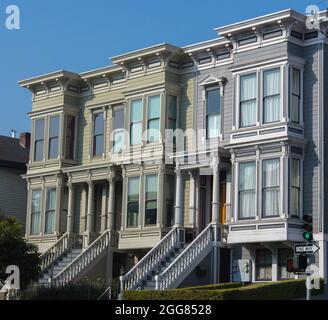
[{"xmin": 155, "ymin": 275, "xmax": 159, "ymax": 290}]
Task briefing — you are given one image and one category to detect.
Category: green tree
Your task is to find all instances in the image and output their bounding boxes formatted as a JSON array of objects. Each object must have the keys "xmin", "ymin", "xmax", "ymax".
[{"xmin": 0, "ymin": 214, "xmax": 40, "ymax": 290}]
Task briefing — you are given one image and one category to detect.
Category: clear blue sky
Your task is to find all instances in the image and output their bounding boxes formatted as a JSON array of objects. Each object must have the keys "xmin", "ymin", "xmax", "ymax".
[{"xmin": 0, "ymin": 0, "xmax": 326, "ymax": 136}]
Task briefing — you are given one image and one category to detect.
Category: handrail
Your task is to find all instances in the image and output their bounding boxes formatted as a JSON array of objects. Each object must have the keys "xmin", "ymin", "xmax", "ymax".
[
  {"xmin": 52, "ymin": 230, "xmax": 112, "ymax": 286},
  {"xmin": 157, "ymin": 223, "xmax": 215, "ymax": 290},
  {"xmin": 40, "ymin": 233, "xmax": 76, "ymax": 272},
  {"xmin": 97, "ymin": 286, "xmax": 112, "ymax": 301},
  {"xmin": 121, "ymin": 226, "xmax": 182, "ymax": 291}
]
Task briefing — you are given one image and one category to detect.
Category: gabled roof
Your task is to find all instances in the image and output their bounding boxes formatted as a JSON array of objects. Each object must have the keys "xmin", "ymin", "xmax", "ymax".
[{"xmin": 0, "ymin": 135, "xmax": 29, "ymax": 170}]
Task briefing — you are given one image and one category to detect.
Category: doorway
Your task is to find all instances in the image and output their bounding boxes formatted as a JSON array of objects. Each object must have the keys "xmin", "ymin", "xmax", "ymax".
[{"xmin": 219, "ymin": 248, "xmax": 231, "ymax": 283}]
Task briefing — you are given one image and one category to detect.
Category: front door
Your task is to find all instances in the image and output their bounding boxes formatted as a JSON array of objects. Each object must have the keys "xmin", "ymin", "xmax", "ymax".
[{"xmin": 219, "ymin": 248, "xmax": 231, "ymax": 283}]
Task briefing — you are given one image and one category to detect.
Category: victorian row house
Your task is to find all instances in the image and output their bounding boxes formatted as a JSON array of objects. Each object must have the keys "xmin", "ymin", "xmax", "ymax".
[{"xmin": 19, "ymin": 8, "xmax": 328, "ymax": 290}]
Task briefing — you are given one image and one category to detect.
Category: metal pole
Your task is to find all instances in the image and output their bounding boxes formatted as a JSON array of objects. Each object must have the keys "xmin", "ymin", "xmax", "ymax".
[{"xmin": 306, "ymin": 256, "xmax": 311, "ymax": 301}]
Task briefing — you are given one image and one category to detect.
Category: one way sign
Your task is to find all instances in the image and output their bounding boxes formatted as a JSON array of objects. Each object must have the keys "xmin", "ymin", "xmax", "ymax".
[{"xmin": 294, "ymin": 243, "xmax": 320, "ymax": 255}]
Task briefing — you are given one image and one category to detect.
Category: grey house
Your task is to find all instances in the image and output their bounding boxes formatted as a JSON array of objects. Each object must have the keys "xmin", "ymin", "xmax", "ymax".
[{"xmin": 0, "ymin": 133, "xmax": 30, "ymax": 224}]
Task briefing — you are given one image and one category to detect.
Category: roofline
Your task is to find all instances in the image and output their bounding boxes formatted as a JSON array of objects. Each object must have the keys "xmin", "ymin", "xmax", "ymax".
[
  {"xmin": 182, "ymin": 37, "xmax": 231, "ymax": 54},
  {"xmin": 79, "ymin": 64, "xmax": 122, "ymax": 80},
  {"xmin": 214, "ymin": 8, "xmax": 306, "ymax": 35},
  {"xmin": 111, "ymin": 42, "xmax": 182, "ymax": 64},
  {"xmin": 18, "ymin": 70, "xmax": 80, "ymax": 88}
]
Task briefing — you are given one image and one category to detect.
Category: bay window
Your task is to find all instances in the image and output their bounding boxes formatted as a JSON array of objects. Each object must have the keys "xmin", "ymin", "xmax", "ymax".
[
  {"xmin": 145, "ymin": 175, "xmax": 158, "ymax": 226},
  {"xmin": 48, "ymin": 115, "xmax": 60, "ymax": 159},
  {"xmin": 130, "ymin": 99, "xmax": 143, "ymax": 145},
  {"xmin": 45, "ymin": 188, "xmax": 56, "ymax": 234},
  {"xmin": 290, "ymin": 158, "xmax": 301, "ymax": 217},
  {"xmin": 30, "ymin": 190, "xmax": 41, "ymax": 235},
  {"xmin": 240, "ymin": 73, "xmax": 257, "ymax": 127},
  {"xmin": 206, "ymin": 88, "xmax": 221, "ymax": 139},
  {"xmin": 113, "ymin": 107, "xmax": 124, "ymax": 154},
  {"xmin": 147, "ymin": 95, "xmax": 160, "ymax": 143},
  {"xmin": 238, "ymin": 162, "xmax": 256, "ymax": 219},
  {"xmin": 93, "ymin": 112, "xmax": 104, "ymax": 156},
  {"xmin": 263, "ymin": 68, "xmax": 281, "ymax": 123},
  {"xmin": 262, "ymin": 159, "xmax": 280, "ymax": 217},
  {"xmin": 291, "ymin": 68, "xmax": 301, "ymax": 123},
  {"xmin": 127, "ymin": 177, "xmax": 140, "ymax": 228},
  {"xmin": 34, "ymin": 119, "xmax": 45, "ymax": 161},
  {"xmin": 65, "ymin": 115, "xmax": 75, "ymax": 160}
]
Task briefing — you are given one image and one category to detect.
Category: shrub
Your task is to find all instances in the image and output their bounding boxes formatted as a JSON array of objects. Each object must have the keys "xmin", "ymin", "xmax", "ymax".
[
  {"xmin": 180, "ymin": 282, "xmax": 244, "ymax": 291},
  {"xmin": 123, "ymin": 279, "xmax": 324, "ymax": 300}
]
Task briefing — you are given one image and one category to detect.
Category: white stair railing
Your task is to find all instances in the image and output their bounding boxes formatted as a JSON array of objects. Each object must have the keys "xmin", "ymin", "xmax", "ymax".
[
  {"xmin": 120, "ymin": 226, "xmax": 183, "ymax": 291},
  {"xmin": 52, "ymin": 231, "xmax": 112, "ymax": 286},
  {"xmin": 157, "ymin": 223, "xmax": 218, "ymax": 290},
  {"xmin": 40, "ymin": 233, "xmax": 76, "ymax": 272}
]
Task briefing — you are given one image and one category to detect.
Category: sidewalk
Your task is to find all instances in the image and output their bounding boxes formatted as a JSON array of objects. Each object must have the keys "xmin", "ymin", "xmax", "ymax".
[{"xmin": 298, "ymin": 285, "xmax": 328, "ymax": 300}]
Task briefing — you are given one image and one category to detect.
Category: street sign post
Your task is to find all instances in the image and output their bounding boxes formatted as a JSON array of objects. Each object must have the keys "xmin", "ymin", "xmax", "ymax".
[{"xmin": 294, "ymin": 243, "xmax": 320, "ymax": 255}]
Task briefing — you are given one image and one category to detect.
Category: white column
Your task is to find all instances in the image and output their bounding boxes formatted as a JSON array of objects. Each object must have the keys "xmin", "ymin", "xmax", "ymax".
[
  {"xmin": 107, "ymin": 175, "xmax": 116, "ymax": 231},
  {"xmin": 86, "ymin": 181, "xmax": 95, "ymax": 234},
  {"xmin": 211, "ymin": 160, "xmax": 220, "ymax": 224},
  {"xmin": 66, "ymin": 182, "xmax": 75, "ymax": 234},
  {"xmin": 100, "ymin": 185, "xmax": 107, "ymax": 233},
  {"xmin": 189, "ymin": 172, "xmax": 196, "ymax": 228},
  {"xmin": 319, "ymin": 240, "xmax": 327, "ymax": 283},
  {"xmin": 174, "ymin": 166, "xmax": 183, "ymax": 227}
]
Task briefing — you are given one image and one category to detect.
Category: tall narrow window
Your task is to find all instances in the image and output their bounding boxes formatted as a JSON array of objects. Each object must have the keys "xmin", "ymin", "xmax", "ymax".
[
  {"xmin": 240, "ymin": 73, "xmax": 257, "ymax": 127},
  {"xmin": 145, "ymin": 175, "xmax": 158, "ymax": 226},
  {"xmin": 167, "ymin": 95, "xmax": 177, "ymax": 131},
  {"xmin": 113, "ymin": 108, "xmax": 124, "ymax": 154},
  {"xmin": 130, "ymin": 99, "xmax": 143, "ymax": 145},
  {"xmin": 147, "ymin": 95, "xmax": 160, "ymax": 143},
  {"xmin": 256, "ymin": 249, "xmax": 272, "ymax": 281},
  {"xmin": 290, "ymin": 158, "xmax": 300, "ymax": 217},
  {"xmin": 30, "ymin": 190, "xmax": 41, "ymax": 235},
  {"xmin": 45, "ymin": 188, "xmax": 56, "ymax": 234},
  {"xmin": 206, "ymin": 88, "xmax": 221, "ymax": 139},
  {"xmin": 262, "ymin": 159, "xmax": 280, "ymax": 217},
  {"xmin": 93, "ymin": 113, "xmax": 104, "ymax": 156},
  {"xmin": 263, "ymin": 68, "xmax": 281, "ymax": 123},
  {"xmin": 34, "ymin": 119, "xmax": 45, "ymax": 161},
  {"xmin": 291, "ymin": 68, "xmax": 301, "ymax": 123},
  {"xmin": 165, "ymin": 175, "xmax": 175, "ymax": 226},
  {"xmin": 127, "ymin": 177, "xmax": 140, "ymax": 228},
  {"xmin": 278, "ymin": 248, "xmax": 294, "ymax": 280},
  {"xmin": 238, "ymin": 162, "xmax": 256, "ymax": 219},
  {"xmin": 48, "ymin": 115, "xmax": 60, "ymax": 159},
  {"xmin": 65, "ymin": 115, "xmax": 75, "ymax": 160}
]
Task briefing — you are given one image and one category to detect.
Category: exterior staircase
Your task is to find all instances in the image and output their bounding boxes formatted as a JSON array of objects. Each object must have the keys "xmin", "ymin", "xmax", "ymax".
[
  {"xmin": 117, "ymin": 223, "xmax": 220, "ymax": 294},
  {"xmin": 37, "ymin": 231, "xmax": 114, "ymax": 287}
]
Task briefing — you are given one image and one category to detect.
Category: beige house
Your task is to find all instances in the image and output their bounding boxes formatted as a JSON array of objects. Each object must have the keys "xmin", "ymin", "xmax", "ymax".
[{"xmin": 20, "ymin": 9, "xmax": 328, "ymax": 291}]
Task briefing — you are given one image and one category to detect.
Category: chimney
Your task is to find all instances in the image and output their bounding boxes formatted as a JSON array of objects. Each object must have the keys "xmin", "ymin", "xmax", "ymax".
[
  {"xmin": 19, "ymin": 132, "xmax": 31, "ymax": 149},
  {"xmin": 11, "ymin": 130, "xmax": 16, "ymax": 138}
]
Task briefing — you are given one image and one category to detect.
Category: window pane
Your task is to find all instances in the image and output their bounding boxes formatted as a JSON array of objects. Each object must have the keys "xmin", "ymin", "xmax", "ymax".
[
  {"xmin": 256, "ymin": 249, "xmax": 272, "ymax": 281},
  {"xmin": 240, "ymin": 100, "xmax": 256, "ymax": 127},
  {"xmin": 93, "ymin": 135, "xmax": 104, "ymax": 156},
  {"xmin": 263, "ymin": 68, "xmax": 280, "ymax": 123},
  {"xmin": 94, "ymin": 113, "xmax": 104, "ymax": 135},
  {"xmin": 131, "ymin": 99, "xmax": 143, "ymax": 122},
  {"xmin": 127, "ymin": 202, "xmax": 138, "ymax": 228},
  {"xmin": 131, "ymin": 122, "xmax": 142, "ymax": 145},
  {"xmin": 147, "ymin": 119, "xmax": 160, "ymax": 143},
  {"xmin": 45, "ymin": 211, "xmax": 55, "ymax": 234},
  {"xmin": 291, "ymin": 95, "xmax": 300, "ymax": 123},
  {"xmin": 31, "ymin": 190, "xmax": 41, "ymax": 213},
  {"xmin": 46, "ymin": 189, "xmax": 56, "ymax": 211},
  {"xmin": 128, "ymin": 177, "xmax": 140, "ymax": 201},
  {"xmin": 291, "ymin": 159, "xmax": 300, "ymax": 187},
  {"xmin": 264, "ymin": 68, "xmax": 280, "ymax": 96},
  {"xmin": 207, "ymin": 114, "xmax": 220, "ymax": 138},
  {"xmin": 31, "ymin": 190, "xmax": 41, "ymax": 235},
  {"xmin": 148, "ymin": 95, "xmax": 160, "ymax": 119},
  {"xmin": 114, "ymin": 109, "xmax": 124, "ymax": 130},
  {"xmin": 113, "ymin": 130, "xmax": 124, "ymax": 154},
  {"xmin": 263, "ymin": 159, "xmax": 280, "ymax": 217},
  {"xmin": 292, "ymin": 69, "xmax": 300, "ymax": 96},
  {"xmin": 240, "ymin": 73, "xmax": 256, "ymax": 101},
  {"xmin": 206, "ymin": 89, "xmax": 220, "ymax": 115},
  {"xmin": 31, "ymin": 213, "xmax": 40, "ymax": 235},
  {"xmin": 49, "ymin": 116, "xmax": 59, "ymax": 138},
  {"xmin": 49, "ymin": 137, "xmax": 59, "ymax": 159},
  {"xmin": 290, "ymin": 159, "xmax": 300, "ymax": 217},
  {"xmin": 146, "ymin": 175, "xmax": 158, "ymax": 200},
  {"xmin": 168, "ymin": 95, "xmax": 177, "ymax": 120},
  {"xmin": 34, "ymin": 140, "xmax": 44, "ymax": 161},
  {"xmin": 35, "ymin": 119, "xmax": 45, "ymax": 140},
  {"xmin": 145, "ymin": 200, "xmax": 157, "ymax": 226},
  {"xmin": 239, "ymin": 162, "xmax": 256, "ymax": 219}
]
